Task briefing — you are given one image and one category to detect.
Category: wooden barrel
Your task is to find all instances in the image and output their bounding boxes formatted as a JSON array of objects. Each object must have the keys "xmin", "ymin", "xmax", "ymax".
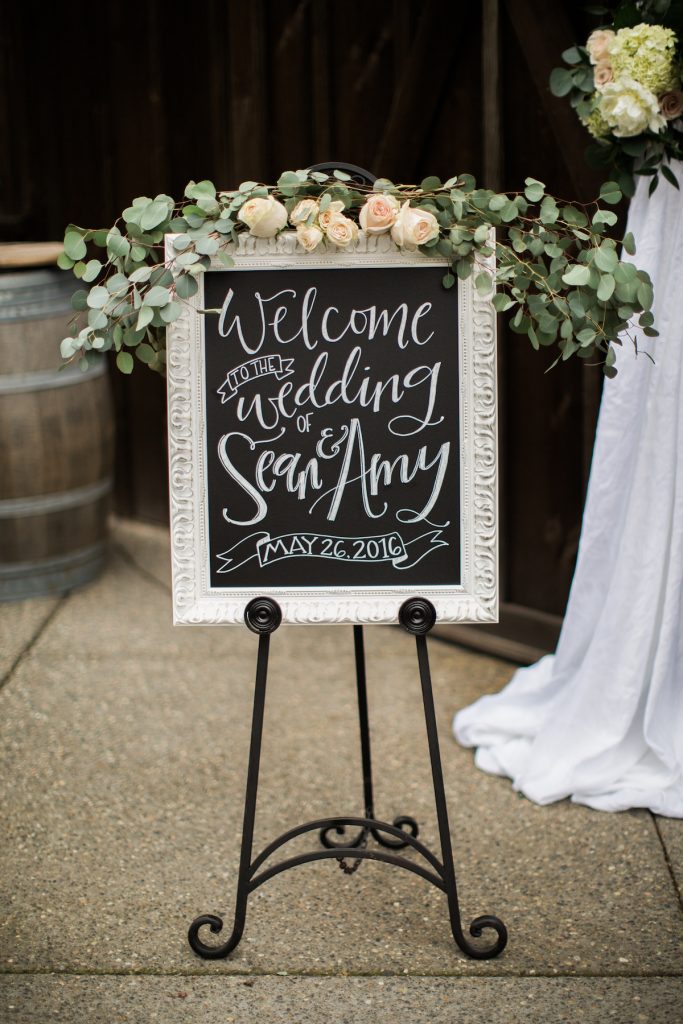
[{"xmin": 0, "ymin": 268, "xmax": 114, "ymax": 600}]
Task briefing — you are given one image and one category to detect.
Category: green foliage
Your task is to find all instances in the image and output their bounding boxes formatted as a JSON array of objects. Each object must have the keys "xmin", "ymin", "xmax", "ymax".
[{"xmin": 58, "ymin": 169, "xmax": 654, "ymax": 379}]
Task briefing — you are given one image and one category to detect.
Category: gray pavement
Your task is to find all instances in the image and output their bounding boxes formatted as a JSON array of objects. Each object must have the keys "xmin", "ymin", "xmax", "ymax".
[{"xmin": 1, "ymin": 519, "xmax": 682, "ymax": 1022}]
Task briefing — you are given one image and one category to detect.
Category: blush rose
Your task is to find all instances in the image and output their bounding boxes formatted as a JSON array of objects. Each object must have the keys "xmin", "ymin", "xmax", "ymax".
[
  {"xmin": 324, "ymin": 213, "xmax": 359, "ymax": 247},
  {"xmin": 594, "ymin": 61, "xmax": 614, "ymax": 90},
  {"xmin": 390, "ymin": 201, "xmax": 440, "ymax": 248},
  {"xmin": 660, "ymin": 90, "xmax": 683, "ymax": 120},
  {"xmin": 359, "ymin": 193, "xmax": 400, "ymax": 234},
  {"xmin": 318, "ymin": 200, "xmax": 345, "ymax": 232},
  {"xmin": 296, "ymin": 224, "xmax": 324, "ymax": 252},
  {"xmin": 586, "ymin": 29, "xmax": 615, "ymax": 64}
]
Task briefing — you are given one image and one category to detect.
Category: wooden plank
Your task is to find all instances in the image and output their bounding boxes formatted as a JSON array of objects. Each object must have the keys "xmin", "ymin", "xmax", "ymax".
[
  {"xmin": 501, "ymin": 0, "xmax": 603, "ymax": 201},
  {"xmin": 312, "ymin": 1, "xmax": 332, "ymax": 161},
  {"xmin": 482, "ymin": 0, "xmax": 503, "ymax": 191},
  {"xmin": 372, "ymin": 3, "xmax": 474, "ymax": 178},
  {"xmin": 269, "ymin": 0, "xmax": 313, "ymax": 173},
  {"xmin": 228, "ymin": 0, "xmax": 268, "ymax": 183}
]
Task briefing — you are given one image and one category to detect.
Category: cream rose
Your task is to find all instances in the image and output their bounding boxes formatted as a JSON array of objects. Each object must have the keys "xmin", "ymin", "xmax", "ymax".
[
  {"xmin": 296, "ymin": 223, "xmax": 324, "ymax": 252},
  {"xmin": 318, "ymin": 200, "xmax": 345, "ymax": 231},
  {"xmin": 359, "ymin": 193, "xmax": 400, "ymax": 234},
  {"xmin": 660, "ymin": 89, "xmax": 683, "ymax": 120},
  {"xmin": 237, "ymin": 196, "xmax": 288, "ymax": 237},
  {"xmin": 390, "ymin": 201, "xmax": 440, "ymax": 248},
  {"xmin": 289, "ymin": 198, "xmax": 319, "ymax": 226},
  {"xmin": 594, "ymin": 61, "xmax": 614, "ymax": 91},
  {"xmin": 324, "ymin": 213, "xmax": 359, "ymax": 248},
  {"xmin": 586, "ymin": 28, "xmax": 615, "ymax": 65}
]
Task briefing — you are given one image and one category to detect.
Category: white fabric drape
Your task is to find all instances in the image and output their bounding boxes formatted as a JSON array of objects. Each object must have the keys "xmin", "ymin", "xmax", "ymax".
[{"xmin": 454, "ymin": 168, "xmax": 683, "ymax": 817}]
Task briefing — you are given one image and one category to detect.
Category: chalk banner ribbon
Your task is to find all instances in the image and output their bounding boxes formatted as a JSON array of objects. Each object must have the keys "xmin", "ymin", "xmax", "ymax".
[
  {"xmin": 217, "ymin": 354, "xmax": 295, "ymax": 402},
  {"xmin": 216, "ymin": 530, "xmax": 447, "ymax": 573}
]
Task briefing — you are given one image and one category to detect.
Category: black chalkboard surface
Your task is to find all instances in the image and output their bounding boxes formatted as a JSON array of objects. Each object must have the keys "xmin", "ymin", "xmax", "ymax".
[{"xmin": 202, "ymin": 265, "xmax": 460, "ymax": 591}]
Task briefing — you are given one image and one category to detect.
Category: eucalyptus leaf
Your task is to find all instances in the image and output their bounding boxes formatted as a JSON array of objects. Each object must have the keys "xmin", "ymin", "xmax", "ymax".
[
  {"xmin": 562, "ymin": 264, "xmax": 591, "ymax": 286},
  {"xmin": 594, "ymin": 244, "xmax": 618, "ymax": 273},
  {"xmin": 599, "ymin": 181, "xmax": 622, "ymax": 205},
  {"xmin": 622, "ymin": 232, "xmax": 636, "ymax": 256},
  {"xmin": 129, "ymin": 266, "xmax": 152, "ymax": 283},
  {"xmin": 597, "ymin": 274, "xmax": 615, "ymax": 301},
  {"xmin": 143, "ymin": 285, "xmax": 172, "ymax": 307},
  {"xmin": 175, "ymin": 274, "xmax": 199, "ymax": 299},
  {"xmin": 81, "ymin": 259, "xmax": 102, "ymax": 283},
  {"xmin": 474, "ymin": 272, "xmax": 491, "ymax": 294},
  {"xmin": 592, "ymin": 209, "xmax": 618, "ymax": 227},
  {"xmin": 64, "ymin": 230, "xmax": 87, "ymax": 261},
  {"xmin": 160, "ymin": 301, "xmax": 182, "ymax": 323},
  {"xmin": 549, "ymin": 67, "xmax": 573, "ymax": 96},
  {"xmin": 86, "ymin": 286, "xmax": 110, "ymax": 309},
  {"xmin": 195, "ymin": 236, "xmax": 219, "ymax": 256},
  {"xmin": 492, "ymin": 293, "xmax": 515, "ymax": 312},
  {"xmin": 136, "ymin": 305, "xmax": 154, "ymax": 331},
  {"xmin": 136, "ymin": 343, "xmax": 156, "ymax": 363},
  {"xmin": 87, "ymin": 309, "xmax": 108, "ymax": 330},
  {"xmin": 116, "ymin": 351, "xmax": 134, "ymax": 374},
  {"xmin": 107, "ymin": 231, "xmax": 131, "ymax": 260},
  {"xmin": 524, "ymin": 177, "xmax": 545, "ymax": 203},
  {"xmin": 140, "ymin": 200, "xmax": 170, "ymax": 231}
]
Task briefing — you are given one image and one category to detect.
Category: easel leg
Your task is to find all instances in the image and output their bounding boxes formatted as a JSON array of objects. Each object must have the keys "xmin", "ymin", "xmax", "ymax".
[
  {"xmin": 354, "ymin": 625, "xmax": 375, "ymax": 820},
  {"xmin": 402, "ymin": 599, "xmax": 508, "ymax": 959},
  {"xmin": 320, "ymin": 625, "xmax": 419, "ymax": 852},
  {"xmin": 188, "ymin": 598, "xmax": 281, "ymax": 959}
]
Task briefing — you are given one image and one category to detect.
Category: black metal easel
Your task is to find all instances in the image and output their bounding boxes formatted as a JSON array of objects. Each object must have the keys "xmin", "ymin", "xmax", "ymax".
[
  {"xmin": 188, "ymin": 162, "xmax": 507, "ymax": 961},
  {"xmin": 188, "ymin": 596, "xmax": 507, "ymax": 961}
]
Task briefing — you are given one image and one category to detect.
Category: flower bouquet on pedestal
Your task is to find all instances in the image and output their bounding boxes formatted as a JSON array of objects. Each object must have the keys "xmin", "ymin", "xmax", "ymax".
[{"xmin": 550, "ymin": 1, "xmax": 683, "ymax": 195}]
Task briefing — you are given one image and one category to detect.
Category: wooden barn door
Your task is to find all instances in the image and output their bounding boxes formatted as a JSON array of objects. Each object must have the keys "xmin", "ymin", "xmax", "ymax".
[{"xmin": 2, "ymin": 0, "xmax": 608, "ymax": 660}]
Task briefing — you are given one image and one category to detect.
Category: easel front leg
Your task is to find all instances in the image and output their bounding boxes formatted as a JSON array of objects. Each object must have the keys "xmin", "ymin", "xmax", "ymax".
[
  {"xmin": 188, "ymin": 598, "xmax": 281, "ymax": 959},
  {"xmin": 400, "ymin": 598, "xmax": 508, "ymax": 960}
]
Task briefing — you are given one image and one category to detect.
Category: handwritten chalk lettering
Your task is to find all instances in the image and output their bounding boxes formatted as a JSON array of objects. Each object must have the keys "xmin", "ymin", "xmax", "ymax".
[
  {"xmin": 202, "ymin": 263, "xmax": 463, "ymax": 592},
  {"xmin": 217, "ymin": 354, "xmax": 295, "ymax": 403},
  {"xmin": 233, "ymin": 347, "xmax": 442, "ymax": 436},
  {"xmin": 217, "ymin": 419, "xmax": 450, "ymax": 527},
  {"xmin": 216, "ymin": 529, "xmax": 447, "ymax": 574},
  {"xmin": 218, "ymin": 285, "xmax": 435, "ymax": 355}
]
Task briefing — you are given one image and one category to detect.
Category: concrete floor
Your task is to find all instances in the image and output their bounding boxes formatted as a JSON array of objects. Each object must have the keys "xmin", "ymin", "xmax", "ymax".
[{"xmin": 1, "ymin": 519, "xmax": 682, "ymax": 1022}]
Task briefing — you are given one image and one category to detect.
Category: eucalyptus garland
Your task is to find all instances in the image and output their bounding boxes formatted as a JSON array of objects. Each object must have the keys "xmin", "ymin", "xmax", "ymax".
[{"xmin": 59, "ymin": 168, "xmax": 656, "ymax": 379}]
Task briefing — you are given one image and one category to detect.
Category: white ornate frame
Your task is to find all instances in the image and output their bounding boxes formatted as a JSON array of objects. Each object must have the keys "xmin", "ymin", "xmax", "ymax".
[{"xmin": 165, "ymin": 231, "xmax": 497, "ymax": 625}]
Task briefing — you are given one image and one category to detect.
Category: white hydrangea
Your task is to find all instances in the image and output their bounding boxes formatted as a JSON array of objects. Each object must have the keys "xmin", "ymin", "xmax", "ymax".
[
  {"xmin": 599, "ymin": 76, "xmax": 666, "ymax": 137},
  {"xmin": 609, "ymin": 22, "xmax": 679, "ymax": 95}
]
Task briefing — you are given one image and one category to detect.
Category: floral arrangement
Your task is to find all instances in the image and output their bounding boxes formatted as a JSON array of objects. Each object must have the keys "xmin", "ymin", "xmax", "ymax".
[
  {"xmin": 58, "ymin": 168, "xmax": 655, "ymax": 379},
  {"xmin": 550, "ymin": 1, "xmax": 683, "ymax": 195}
]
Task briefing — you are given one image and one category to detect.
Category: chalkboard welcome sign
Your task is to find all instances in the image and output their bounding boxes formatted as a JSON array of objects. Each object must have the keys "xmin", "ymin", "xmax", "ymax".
[{"xmin": 166, "ymin": 232, "xmax": 497, "ymax": 625}]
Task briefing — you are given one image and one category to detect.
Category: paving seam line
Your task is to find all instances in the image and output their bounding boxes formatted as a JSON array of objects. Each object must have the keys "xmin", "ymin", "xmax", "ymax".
[
  {"xmin": 651, "ymin": 812, "xmax": 683, "ymax": 916},
  {"xmin": 2, "ymin": 969, "xmax": 683, "ymax": 980},
  {"xmin": 0, "ymin": 596, "xmax": 67, "ymax": 693},
  {"xmin": 112, "ymin": 542, "xmax": 172, "ymax": 595}
]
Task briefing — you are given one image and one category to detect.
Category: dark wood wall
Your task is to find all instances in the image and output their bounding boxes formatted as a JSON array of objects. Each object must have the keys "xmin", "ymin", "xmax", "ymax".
[{"xmin": 2, "ymin": 0, "xmax": 607, "ymax": 654}]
